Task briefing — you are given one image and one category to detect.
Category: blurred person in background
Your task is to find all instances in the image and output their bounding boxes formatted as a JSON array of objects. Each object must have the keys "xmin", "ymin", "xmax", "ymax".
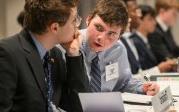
[
  {"xmin": 120, "ymin": 0, "xmax": 176, "ymax": 77},
  {"xmin": 130, "ymin": 5, "xmax": 176, "ymax": 74},
  {"xmin": 148, "ymin": 0, "xmax": 179, "ymax": 63}
]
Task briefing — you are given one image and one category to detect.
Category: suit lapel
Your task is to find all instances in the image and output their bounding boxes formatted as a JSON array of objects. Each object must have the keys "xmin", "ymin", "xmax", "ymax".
[
  {"xmin": 157, "ymin": 24, "xmax": 175, "ymax": 53},
  {"xmin": 26, "ymin": 51, "xmax": 47, "ymax": 99},
  {"xmin": 19, "ymin": 30, "xmax": 47, "ymax": 99},
  {"xmin": 132, "ymin": 33, "xmax": 157, "ymax": 63}
]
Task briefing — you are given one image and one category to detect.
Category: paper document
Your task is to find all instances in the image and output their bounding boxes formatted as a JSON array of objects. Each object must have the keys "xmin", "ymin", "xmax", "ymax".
[
  {"xmin": 79, "ymin": 92, "xmax": 125, "ymax": 112},
  {"xmin": 124, "ymin": 104, "xmax": 153, "ymax": 112},
  {"xmin": 149, "ymin": 73, "xmax": 179, "ymax": 96},
  {"xmin": 122, "ymin": 92, "xmax": 152, "ymax": 105},
  {"xmin": 157, "ymin": 81, "xmax": 179, "ymax": 96}
]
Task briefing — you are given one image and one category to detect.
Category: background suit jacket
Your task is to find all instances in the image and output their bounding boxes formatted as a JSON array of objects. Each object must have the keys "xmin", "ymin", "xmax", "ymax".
[
  {"xmin": 0, "ymin": 29, "xmax": 89, "ymax": 112},
  {"xmin": 130, "ymin": 33, "xmax": 158, "ymax": 70},
  {"xmin": 120, "ymin": 37, "xmax": 140, "ymax": 74},
  {"xmin": 148, "ymin": 23, "xmax": 179, "ymax": 63}
]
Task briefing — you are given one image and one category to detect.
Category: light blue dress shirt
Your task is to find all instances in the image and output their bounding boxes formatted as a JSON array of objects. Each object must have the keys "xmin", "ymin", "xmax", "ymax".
[
  {"xmin": 80, "ymin": 29, "xmax": 144, "ymax": 94},
  {"xmin": 29, "ymin": 32, "xmax": 47, "ymax": 60}
]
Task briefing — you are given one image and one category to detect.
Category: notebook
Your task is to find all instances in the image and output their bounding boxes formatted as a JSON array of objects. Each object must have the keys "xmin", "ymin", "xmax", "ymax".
[
  {"xmin": 150, "ymin": 73, "xmax": 179, "ymax": 96},
  {"xmin": 78, "ymin": 92, "xmax": 125, "ymax": 112}
]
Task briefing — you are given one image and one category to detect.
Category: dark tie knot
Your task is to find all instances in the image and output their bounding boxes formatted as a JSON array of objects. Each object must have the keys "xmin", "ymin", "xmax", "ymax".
[
  {"xmin": 92, "ymin": 55, "xmax": 99, "ymax": 63},
  {"xmin": 44, "ymin": 52, "xmax": 50, "ymax": 62}
]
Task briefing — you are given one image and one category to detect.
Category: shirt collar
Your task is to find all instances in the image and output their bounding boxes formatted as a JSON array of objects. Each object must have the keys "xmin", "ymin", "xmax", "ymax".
[
  {"xmin": 122, "ymin": 32, "xmax": 132, "ymax": 39},
  {"xmin": 80, "ymin": 29, "xmax": 99, "ymax": 62},
  {"xmin": 156, "ymin": 16, "xmax": 168, "ymax": 32},
  {"xmin": 29, "ymin": 32, "xmax": 47, "ymax": 60},
  {"xmin": 136, "ymin": 31, "xmax": 148, "ymax": 44}
]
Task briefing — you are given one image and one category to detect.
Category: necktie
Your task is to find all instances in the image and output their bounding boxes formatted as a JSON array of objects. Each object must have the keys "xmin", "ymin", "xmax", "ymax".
[
  {"xmin": 43, "ymin": 52, "xmax": 53, "ymax": 112},
  {"xmin": 90, "ymin": 55, "xmax": 102, "ymax": 92}
]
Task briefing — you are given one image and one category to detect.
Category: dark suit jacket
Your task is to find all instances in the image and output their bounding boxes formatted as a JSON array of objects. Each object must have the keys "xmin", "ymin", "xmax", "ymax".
[
  {"xmin": 148, "ymin": 23, "xmax": 179, "ymax": 63},
  {"xmin": 130, "ymin": 33, "xmax": 158, "ymax": 70},
  {"xmin": 120, "ymin": 37, "xmax": 140, "ymax": 74},
  {"xmin": 0, "ymin": 29, "xmax": 89, "ymax": 112}
]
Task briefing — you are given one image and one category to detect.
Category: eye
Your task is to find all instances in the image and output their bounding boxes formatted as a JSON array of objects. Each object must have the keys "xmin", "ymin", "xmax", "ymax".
[
  {"xmin": 94, "ymin": 24, "xmax": 104, "ymax": 32},
  {"xmin": 108, "ymin": 32, "xmax": 116, "ymax": 37},
  {"xmin": 107, "ymin": 31, "xmax": 119, "ymax": 40}
]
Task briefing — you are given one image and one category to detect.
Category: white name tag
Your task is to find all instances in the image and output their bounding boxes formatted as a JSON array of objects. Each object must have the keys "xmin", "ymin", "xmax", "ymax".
[
  {"xmin": 51, "ymin": 102, "xmax": 66, "ymax": 112},
  {"xmin": 152, "ymin": 86, "xmax": 173, "ymax": 112},
  {"xmin": 105, "ymin": 62, "xmax": 119, "ymax": 81}
]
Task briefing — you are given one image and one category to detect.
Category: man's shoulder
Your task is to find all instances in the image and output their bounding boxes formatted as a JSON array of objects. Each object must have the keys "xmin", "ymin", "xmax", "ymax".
[
  {"xmin": 104, "ymin": 40, "xmax": 127, "ymax": 56},
  {"xmin": 149, "ymin": 24, "xmax": 164, "ymax": 38},
  {"xmin": 113, "ymin": 40, "xmax": 126, "ymax": 51},
  {"xmin": 0, "ymin": 33, "xmax": 21, "ymax": 50}
]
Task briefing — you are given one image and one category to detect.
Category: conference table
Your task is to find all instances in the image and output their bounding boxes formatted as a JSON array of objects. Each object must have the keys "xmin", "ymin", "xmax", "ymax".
[{"xmin": 124, "ymin": 95, "xmax": 179, "ymax": 112}]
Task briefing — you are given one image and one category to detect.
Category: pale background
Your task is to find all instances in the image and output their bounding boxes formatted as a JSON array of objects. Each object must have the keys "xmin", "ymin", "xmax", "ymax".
[{"xmin": 0, "ymin": 0, "xmax": 178, "ymax": 45}]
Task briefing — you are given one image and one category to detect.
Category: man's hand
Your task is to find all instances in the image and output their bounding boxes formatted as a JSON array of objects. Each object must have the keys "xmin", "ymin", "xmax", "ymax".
[
  {"xmin": 62, "ymin": 31, "xmax": 82, "ymax": 56},
  {"xmin": 143, "ymin": 82, "xmax": 160, "ymax": 96},
  {"xmin": 158, "ymin": 59, "xmax": 176, "ymax": 72}
]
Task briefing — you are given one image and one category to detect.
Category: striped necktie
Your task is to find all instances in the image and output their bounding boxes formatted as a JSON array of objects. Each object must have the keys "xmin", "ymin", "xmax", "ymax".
[
  {"xmin": 43, "ymin": 52, "xmax": 53, "ymax": 112},
  {"xmin": 90, "ymin": 55, "xmax": 102, "ymax": 92}
]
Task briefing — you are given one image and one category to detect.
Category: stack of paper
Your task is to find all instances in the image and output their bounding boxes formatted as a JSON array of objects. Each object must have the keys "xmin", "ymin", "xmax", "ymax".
[{"xmin": 122, "ymin": 92, "xmax": 152, "ymax": 105}]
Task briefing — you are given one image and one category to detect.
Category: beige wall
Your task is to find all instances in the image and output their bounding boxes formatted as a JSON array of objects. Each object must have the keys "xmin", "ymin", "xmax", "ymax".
[
  {"xmin": 0, "ymin": 0, "xmax": 5, "ymax": 38},
  {"xmin": 5, "ymin": 0, "xmax": 25, "ymax": 37},
  {"xmin": 172, "ymin": 17, "xmax": 179, "ymax": 45},
  {"xmin": 0, "ymin": 0, "xmax": 24, "ymax": 38}
]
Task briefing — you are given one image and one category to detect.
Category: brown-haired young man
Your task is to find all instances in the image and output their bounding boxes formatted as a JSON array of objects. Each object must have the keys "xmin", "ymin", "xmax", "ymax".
[
  {"xmin": 148, "ymin": 0, "xmax": 179, "ymax": 63},
  {"xmin": 78, "ymin": 0, "xmax": 159, "ymax": 97},
  {"xmin": 0, "ymin": 0, "xmax": 88, "ymax": 112}
]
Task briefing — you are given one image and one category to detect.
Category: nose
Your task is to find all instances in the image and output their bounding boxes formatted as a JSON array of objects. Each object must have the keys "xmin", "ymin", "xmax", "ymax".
[{"xmin": 97, "ymin": 32, "xmax": 106, "ymax": 42}]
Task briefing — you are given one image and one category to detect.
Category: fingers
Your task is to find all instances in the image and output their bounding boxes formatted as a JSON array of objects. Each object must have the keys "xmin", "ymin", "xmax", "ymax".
[
  {"xmin": 143, "ymin": 82, "xmax": 160, "ymax": 96},
  {"xmin": 146, "ymin": 91, "xmax": 156, "ymax": 96},
  {"xmin": 63, "ymin": 30, "xmax": 82, "ymax": 56},
  {"xmin": 74, "ymin": 30, "xmax": 83, "ymax": 46},
  {"xmin": 143, "ymin": 83, "xmax": 152, "ymax": 93}
]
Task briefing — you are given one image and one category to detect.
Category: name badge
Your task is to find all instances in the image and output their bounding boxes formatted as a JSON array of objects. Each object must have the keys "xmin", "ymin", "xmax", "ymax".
[
  {"xmin": 152, "ymin": 86, "xmax": 173, "ymax": 112},
  {"xmin": 105, "ymin": 62, "xmax": 119, "ymax": 81}
]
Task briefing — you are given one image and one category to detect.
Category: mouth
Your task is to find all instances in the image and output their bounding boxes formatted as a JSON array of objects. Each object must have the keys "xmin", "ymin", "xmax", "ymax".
[{"xmin": 94, "ymin": 42, "xmax": 103, "ymax": 47}]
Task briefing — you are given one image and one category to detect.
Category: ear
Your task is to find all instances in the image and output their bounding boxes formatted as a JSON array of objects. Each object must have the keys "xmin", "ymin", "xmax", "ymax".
[
  {"xmin": 86, "ymin": 15, "xmax": 92, "ymax": 26},
  {"xmin": 49, "ymin": 22, "xmax": 59, "ymax": 33}
]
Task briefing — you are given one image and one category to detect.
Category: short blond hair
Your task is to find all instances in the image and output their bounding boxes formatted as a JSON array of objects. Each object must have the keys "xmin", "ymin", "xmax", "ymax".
[{"xmin": 156, "ymin": 0, "xmax": 179, "ymax": 13}]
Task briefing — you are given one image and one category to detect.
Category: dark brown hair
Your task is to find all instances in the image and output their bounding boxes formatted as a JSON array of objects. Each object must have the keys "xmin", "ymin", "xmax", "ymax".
[
  {"xmin": 24, "ymin": 0, "xmax": 79, "ymax": 34},
  {"xmin": 139, "ymin": 5, "xmax": 156, "ymax": 20},
  {"xmin": 122, "ymin": 0, "xmax": 136, "ymax": 5},
  {"xmin": 90, "ymin": 0, "xmax": 128, "ymax": 32},
  {"xmin": 17, "ymin": 11, "xmax": 25, "ymax": 27}
]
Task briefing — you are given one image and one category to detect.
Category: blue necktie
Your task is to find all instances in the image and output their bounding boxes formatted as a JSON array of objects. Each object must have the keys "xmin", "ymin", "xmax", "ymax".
[
  {"xmin": 43, "ymin": 52, "xmax": 53, "ymax": 112},
  {"xmin": 90, "ymin": 55, "xmax": 102, "ymax": 92}
]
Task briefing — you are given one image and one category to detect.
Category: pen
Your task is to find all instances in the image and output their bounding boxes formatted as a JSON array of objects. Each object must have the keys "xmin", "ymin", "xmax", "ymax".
[
  {"xmin": 173, "ymin": 98, "xmax": 178, "ymax": 102},
  {"xmin": 144, "ymin": 75, "xmax": 149, "ymax": 82}
]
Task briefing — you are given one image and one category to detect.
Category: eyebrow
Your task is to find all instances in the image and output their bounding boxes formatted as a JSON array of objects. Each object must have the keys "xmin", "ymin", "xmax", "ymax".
[
  {"xmin": 95, "ymin": 23, "xmax": 119, "ymax": 34},
  {"xmin": 108, "ymin": 31, "xmax": 118, "ymax": 34}
]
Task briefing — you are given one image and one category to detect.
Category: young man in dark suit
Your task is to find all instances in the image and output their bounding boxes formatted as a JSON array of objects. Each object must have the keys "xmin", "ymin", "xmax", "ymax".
[
  {"xmin": 0, "ymin": 0, "xmax": 89, "ymax": 112},
  {"xmin": 148, "ymin": 0, "xmax": 179, "ymax": 63},
  {"xmin": 121, "ymin": 0, "xmax": 176, "ymax": 74},
  {"xmin": 130, "ymin": 5, "xmax": 175, "ymax": 72}
]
